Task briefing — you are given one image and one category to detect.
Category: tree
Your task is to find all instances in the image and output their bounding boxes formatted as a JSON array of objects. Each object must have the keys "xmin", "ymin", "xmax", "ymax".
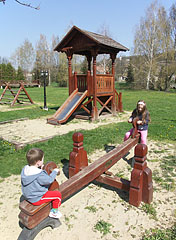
[
  {"xmin": 126, "ymin": 62, "xmax": 134, "ymax": 85},
  {"xmin": 97, "ymin": 23, "xmax": 112, "ymax": 74},
  {"xmin": 0, "ymin": 0, "xmax": 40, "ymax": 10},
  {"xmin": 49, "ymin": 35, "xmax": 60, "ymax": 84},
  {"xmin": 115, "ymin": 56, "xmax": 128, "ymax": 82},
  {"xmin": 80, "ymin": 57, "xmax": 88, "ymax": 74},
  {"xmin": 157, "ymin": 6, "xmax": 173, "ymax": 90},
  {"xmin": 35, "ymin": 34, "xmax": 50, "ymax": 85},
  {"xmin": 57, "ymin": 53, "xmax": 68, "ymax": 87},
  {"xmin": 170, "ymin": 3, "xmax": 176, "ymax": 60},
  {"xmin": 16, "ymin": 66, "xmax": 25, "ymax": 81},
  {"xmin": 11, "ymin": 39, "xmax": 35, "ymax": 74},
  {"xmin": 134, "ymin": 1, "xmax": 161, "ymax": 90},
  {"xmin": 0, "ymin": 63, "xmax": 6, "ymax": 81},
  {"xmin": 0, "ymin": 63, "xmax": 16, "ymax": 82}
]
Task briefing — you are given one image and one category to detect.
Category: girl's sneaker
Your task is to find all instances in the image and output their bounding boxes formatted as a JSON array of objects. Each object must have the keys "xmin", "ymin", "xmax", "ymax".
[{"xmin": 49, "ymin": 209, "xmax": 62, "ymax": 219}]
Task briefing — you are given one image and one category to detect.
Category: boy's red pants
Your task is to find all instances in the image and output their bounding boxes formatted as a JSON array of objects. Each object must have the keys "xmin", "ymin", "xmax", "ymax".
[{"xmin": 32, "ymin": 191, "xmax": 62, "ymax": 209}]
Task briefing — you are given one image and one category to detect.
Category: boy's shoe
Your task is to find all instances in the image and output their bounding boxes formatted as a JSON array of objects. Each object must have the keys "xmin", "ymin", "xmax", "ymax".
[{"xmin": 49, "ymin": 209, "xmax": 62, "ymax": 219}]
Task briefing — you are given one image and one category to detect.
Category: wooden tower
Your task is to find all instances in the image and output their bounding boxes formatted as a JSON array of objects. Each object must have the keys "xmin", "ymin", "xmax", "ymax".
[{"xmin": 54, "ymin": 26, "xmax": 129, "ymax": 121}]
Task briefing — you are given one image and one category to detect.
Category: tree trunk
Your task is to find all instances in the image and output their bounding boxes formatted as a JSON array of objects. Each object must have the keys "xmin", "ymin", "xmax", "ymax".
[
  {"xmin": 146, "ymin": 67, "xmax": 151, "ymax": 90},
  {"xmin": 48, "ymin": 68, "xmax": 51, "ymax": 86}
]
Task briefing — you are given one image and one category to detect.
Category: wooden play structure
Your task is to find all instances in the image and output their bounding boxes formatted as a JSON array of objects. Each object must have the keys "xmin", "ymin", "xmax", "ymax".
[
  {"xmin": 47, "ymin": 26, "xmax": 128, "ymax": 125},
  {"xmin": 18, "ymin": 126, "xmax": 153, "ymax": 239},
  {"xmin": 0, "ymin": 82, "xmax": 34, "ymax": 106}
]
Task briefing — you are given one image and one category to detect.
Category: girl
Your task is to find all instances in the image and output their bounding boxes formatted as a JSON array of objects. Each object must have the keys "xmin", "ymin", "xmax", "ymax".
[{"xmin": 124, "ymin": 100, "xmax": 151, "ymax": 145}]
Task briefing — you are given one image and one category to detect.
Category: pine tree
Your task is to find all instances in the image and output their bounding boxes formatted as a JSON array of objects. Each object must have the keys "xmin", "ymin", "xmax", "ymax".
[
  {"xmin": 126, "ymin": 63, "xmax": 134, "ymax": 84},
  {"xmin": 16, "ymin": 67, "xmax": 25, "ymax": 81}
]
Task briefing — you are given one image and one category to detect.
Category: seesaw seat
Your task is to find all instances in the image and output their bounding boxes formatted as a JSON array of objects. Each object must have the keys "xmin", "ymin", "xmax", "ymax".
[{"xmin": 19, "ymin": 162, "xmax": 59, "ymax": 229}]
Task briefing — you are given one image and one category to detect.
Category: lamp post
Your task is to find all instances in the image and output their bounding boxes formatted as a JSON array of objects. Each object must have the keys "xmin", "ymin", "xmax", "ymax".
[{"xmin": 41, "ymin": 70, "xmax": 48, "ymax": 111}]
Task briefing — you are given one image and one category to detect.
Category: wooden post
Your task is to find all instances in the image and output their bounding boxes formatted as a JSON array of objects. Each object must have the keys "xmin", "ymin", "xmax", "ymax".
[
  {"xmin": 111, "ymin": 53, "xmax": 117, "ymax": 115},
  {"xmin": 86, "ymin": 54, "xmax": 92, "ymax": 73},
  {"xmin": 74, "ymin": 72, "xmax": 77, "ymax": 90},
  {"xmin": 129, "ymin": 144, "xmax": 153, "ymax": 207},
  {"xmin": 68, "ymin": 55, "xmax": 72, "ymax": 95},
  {"xmin": 0, "ymin": 82, "xmax": 9, "ymax": 101},
  {"xmin": 86, "ymin": 70, "xmax": 90, "ymax": 95},
  {"xmin": 92, "ymin": 51, "xmax": 98, "ymax": 120},
  {"xmin": 117, "ymin": 92, "xmax": 123, "ymax": 112},
  {"xmin": 69, "ymin": 132, "xmax": 88, "ymax": 177}
]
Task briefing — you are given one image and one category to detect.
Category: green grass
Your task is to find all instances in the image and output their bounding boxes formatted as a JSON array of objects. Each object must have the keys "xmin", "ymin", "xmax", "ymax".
[
  {"xmin": 140, "ymin": 203, "xmax": 157, "ymax": 220},
  {"xmin": 142, "ymin": 224, "xmax": 176, "ymax": 240},
  {"xmin": 85, "ymin": 206, "xmax": 98, "ymax": 213},
  {"xmin": 94, "ymin": 220, "xmax": 113, "ymax": 235},
  {"xmin": 0, "ymin": 122, "xmax": 126, "ymax": 178},
  {"xmin": 0, "ymin": 86, "xmax": 69, "ymax": 122},
  {"xmin": 1, "ymin": 87, "xmax": 176, "ymax": 142},
  {"xmin": 0, "ymin": 86, "xmax": 176, "ymax": 178}
]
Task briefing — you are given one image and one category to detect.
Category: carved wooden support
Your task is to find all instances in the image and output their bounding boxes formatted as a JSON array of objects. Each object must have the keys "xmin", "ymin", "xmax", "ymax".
[
  {"xmin": 69, "ymin": 132, "xmax": 88, "ymax": 177},
  {"xmin": 86, "ymin": 54, "xmax": 92, "ymax": 72},
  {"xmin": 96, "ymin": 173, "xmax": 130, "ymax": 191},
  {"xmin": 110, "ymin": 53, "xmax": 117, "ymax": 114},
  {"xmin": 67, "ymin": 133, "xmax": 152, "ymax": 208},
  {"xmin": 118, "ymin": 92, "xmax": 123, "ymax": 112},
  {"xmin": 91, "ymin": 50, "xmax": 98, "ymax": 120},
  {"xmin": 64, "ymin": 49, "xmax": 73, "ymax": 95},
  {"xmin": 61, "ymin": 134, "xmax": 139, "ymax": 200},
  {"xmin": 129, "ymin": 144, "xmax": 153, "ymax": 207}
]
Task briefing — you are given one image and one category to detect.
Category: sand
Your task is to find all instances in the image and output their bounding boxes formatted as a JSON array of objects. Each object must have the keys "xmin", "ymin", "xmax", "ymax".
[{"xmin": 0, "ymin": 107, "xmax": 175, "ymax": 240}]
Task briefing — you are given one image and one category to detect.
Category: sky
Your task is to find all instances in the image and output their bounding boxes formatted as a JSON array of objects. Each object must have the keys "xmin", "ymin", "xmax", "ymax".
[{"xmin": 0, "ymin": 0, "xmax": 175, "ymax": 59}]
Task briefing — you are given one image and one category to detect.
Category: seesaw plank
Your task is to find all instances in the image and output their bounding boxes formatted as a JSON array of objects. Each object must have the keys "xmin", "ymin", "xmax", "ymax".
[{"xmin": 60, "ymin": 135, "xmax": 139, "ymax": 200}]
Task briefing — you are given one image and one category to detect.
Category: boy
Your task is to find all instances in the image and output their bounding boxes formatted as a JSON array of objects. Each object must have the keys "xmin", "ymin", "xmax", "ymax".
[{"xmin": 21, "ymin": 148, "xmax": 62, "ymax": 218}]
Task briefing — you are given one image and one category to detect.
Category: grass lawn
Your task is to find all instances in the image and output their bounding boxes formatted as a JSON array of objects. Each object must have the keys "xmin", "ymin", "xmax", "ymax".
[
  {"xmin": 0, "ymin": 86, "xmax": 175, "ymax": 178},
  {"xmin": 0, "ymin": 86, "xmax": 69, "ymax": 121}
]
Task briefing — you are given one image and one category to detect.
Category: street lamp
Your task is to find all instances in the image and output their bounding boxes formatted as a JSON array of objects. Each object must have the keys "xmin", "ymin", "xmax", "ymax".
[{"xmin": 41, "ymin": 70, "xmax": 48, "ymax": 111}]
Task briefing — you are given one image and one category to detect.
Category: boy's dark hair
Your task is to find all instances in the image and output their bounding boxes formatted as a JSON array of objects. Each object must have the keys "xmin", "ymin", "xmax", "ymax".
[{"xmin": 26, "ymin": 148, "xmax": 44, "ymax": 166}]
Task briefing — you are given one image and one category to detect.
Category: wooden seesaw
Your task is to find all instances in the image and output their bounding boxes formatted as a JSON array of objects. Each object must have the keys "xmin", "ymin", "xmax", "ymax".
[{"xmin": 18, "ymin": 121, "xmax": 153, "ymax": 240}]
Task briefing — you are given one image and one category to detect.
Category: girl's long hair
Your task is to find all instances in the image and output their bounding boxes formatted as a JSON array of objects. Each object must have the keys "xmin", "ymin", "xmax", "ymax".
[{"xmin": 132, "ymin": 100, "xmax": 151, "ymax": 123}]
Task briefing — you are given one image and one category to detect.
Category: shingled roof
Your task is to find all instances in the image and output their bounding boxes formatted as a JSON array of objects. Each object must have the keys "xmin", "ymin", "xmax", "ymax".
[
  {"xmin": 54, "ymin": 26, "xmax": 129, "ymax": 55},
  {"xmin": 82, "ymin": 29, "xmax": 128, "ymax": 51}
]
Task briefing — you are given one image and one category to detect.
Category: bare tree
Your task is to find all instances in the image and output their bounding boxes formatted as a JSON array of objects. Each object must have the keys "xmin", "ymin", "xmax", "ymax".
[
  {"xmin": 0, "ymin": 0, "xmax": 40, "ymax": 9},
  {"xmin": 34, "ymin": 34, "xmax": 51, "ymax": 85},
  {"xmin": 134, "ymin": 1, "xmax": 161, "ymax": 90},
  {"xmin": 49, "ymin": 35, "xmax": 60, "ymax": 84},
  {"xmin": 97, "ymin": 23, "xmax": 112, "ymax": 74},
  {"xmin": 158, "ymin": 6, "xmax": 173, "ymax": 90},
  {"xmin": 170, "ymin": 3, "xmax": 176, "ymax": 60},
  {"xmin": 11, "ymin": 39, "xmax": 35, "ymax": 74}
]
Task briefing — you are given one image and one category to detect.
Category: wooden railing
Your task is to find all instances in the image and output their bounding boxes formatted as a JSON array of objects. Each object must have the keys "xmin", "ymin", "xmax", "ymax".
[
  {"xmin": 77, "ymin": 74, "xmax": 87, "ymax": 92},
  {"xmin": 70, "ymin": 72, "xmax": 113, "ymax": 96},
  {"xmin": 70, "ymin": 72, "xmax": 93, "ymax": 95},
  {"xmin": 96, "ymin": 74, "xmax": 113, "ymax": 94}
]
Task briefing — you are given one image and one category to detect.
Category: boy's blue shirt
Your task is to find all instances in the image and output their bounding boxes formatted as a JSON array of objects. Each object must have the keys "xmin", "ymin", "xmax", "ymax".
[{"xmin": 21, "ymin": 166, "xmax": 57, "ymax": 203}]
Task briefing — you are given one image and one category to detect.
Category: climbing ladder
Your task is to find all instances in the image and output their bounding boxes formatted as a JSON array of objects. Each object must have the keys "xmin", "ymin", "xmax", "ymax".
[{"xmin": 0, "ymin": 82, "xmax": 34, "ymax": 106}]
